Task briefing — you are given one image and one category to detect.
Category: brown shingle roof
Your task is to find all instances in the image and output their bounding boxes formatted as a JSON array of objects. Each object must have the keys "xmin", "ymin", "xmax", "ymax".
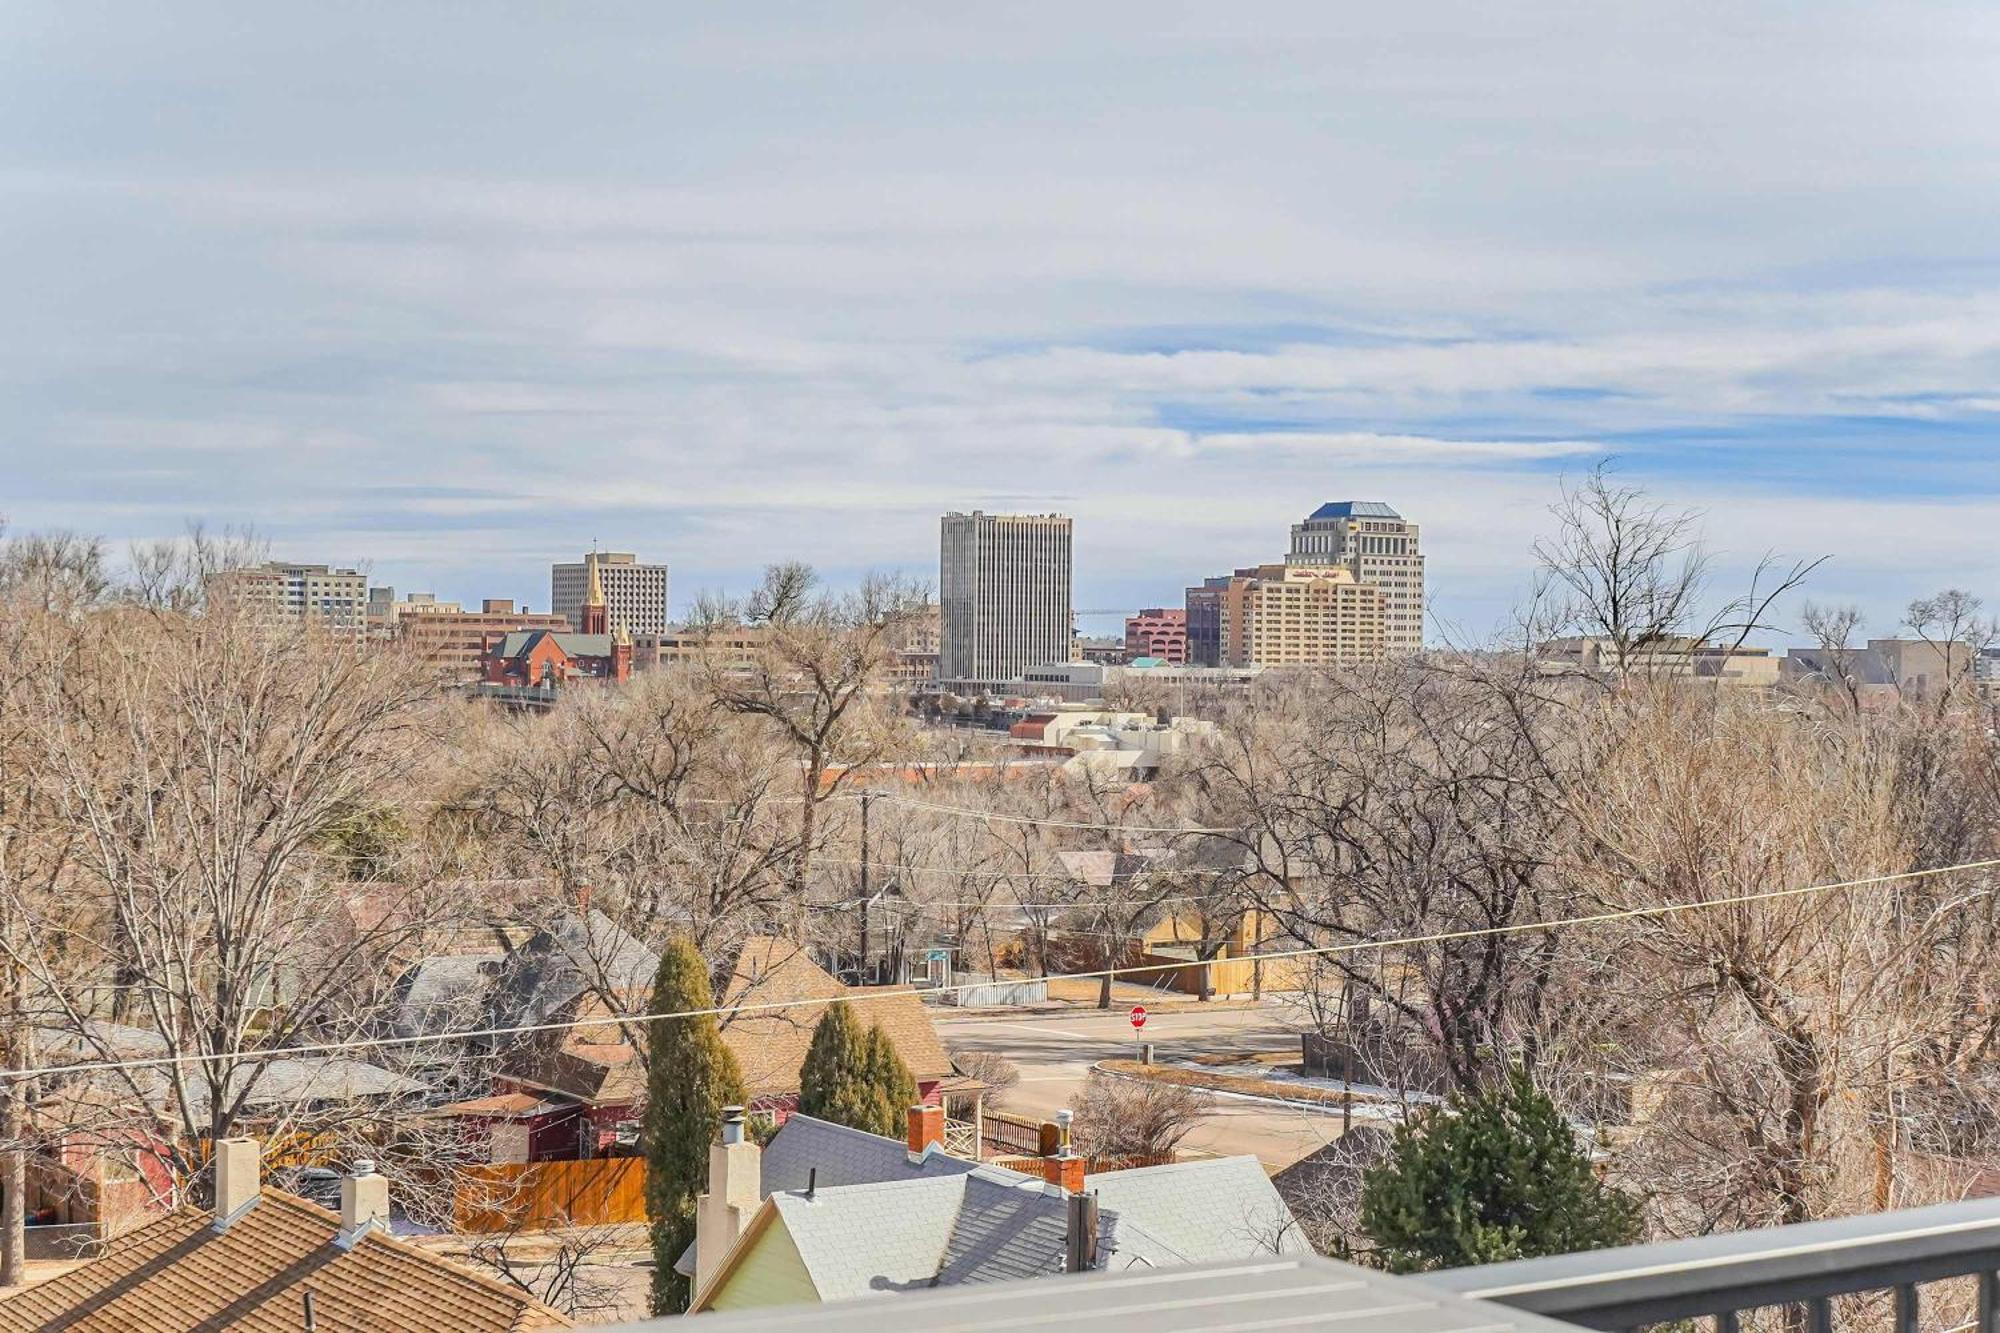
[
  {"xmin": 0, "ymin": 1190, "xmax": 570, "ymax": 1332},
  {"xmin": 719, "ymin": 939, "xmax": 952, "ymax": 1098}
]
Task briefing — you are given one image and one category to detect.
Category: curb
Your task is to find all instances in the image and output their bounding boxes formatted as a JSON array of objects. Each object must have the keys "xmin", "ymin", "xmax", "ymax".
[{"xmin": 1088, "ymin": 1060, "xmax": 1410, "ymax": 1121}]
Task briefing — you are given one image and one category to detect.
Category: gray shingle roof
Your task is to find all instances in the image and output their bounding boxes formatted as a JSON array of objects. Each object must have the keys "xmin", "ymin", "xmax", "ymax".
[
  {"xmin": 1086, "ymin": 1156, "xmax": 1312, "ymax": 1261},
  {"xmin": 758, "ymin": 1114, "xmax": 984, "ymax": 1196},
  {"xmin": 391, "ymin": 953, "xmax": 504, "ymax": 1039},
  {"xmin": 620, "ymin": 1252, "xmax": 1584, "ymax": 1333},
  {"xmin": 705, "ymin": 1152, "xmax": 1303, "ymax": 1306}
]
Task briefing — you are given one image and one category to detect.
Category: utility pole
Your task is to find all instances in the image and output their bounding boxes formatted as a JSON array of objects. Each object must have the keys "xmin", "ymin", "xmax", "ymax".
[
  {"xmin": 1, "ymin": 956, "xmax": 26, "ymax": 1289},
  {"xmin": 856, "ymin": 792, "xmax": 872, "ymax": 984}
]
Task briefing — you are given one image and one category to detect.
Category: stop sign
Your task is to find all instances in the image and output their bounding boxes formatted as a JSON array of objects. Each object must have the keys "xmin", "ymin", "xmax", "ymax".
[{"xmin": 1129, "ymin": 1005, "xmax": 1147, "ymax": 1030}]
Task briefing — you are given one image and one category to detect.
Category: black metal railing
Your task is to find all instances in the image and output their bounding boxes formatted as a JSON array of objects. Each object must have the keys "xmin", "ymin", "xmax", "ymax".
[{"xmin": 1426, "ymin": 1197, "xmax": 2000, "ymax": 1333}]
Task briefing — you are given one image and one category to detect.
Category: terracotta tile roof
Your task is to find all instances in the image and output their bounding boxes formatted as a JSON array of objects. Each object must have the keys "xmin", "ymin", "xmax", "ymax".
[
  {"xmin": 719, "ymin": 939, "xmax": 952, "ymax": 1097},
  {"xmin": 0, "ymin": 1190, "xmax": 570, "ymax": 1332}
]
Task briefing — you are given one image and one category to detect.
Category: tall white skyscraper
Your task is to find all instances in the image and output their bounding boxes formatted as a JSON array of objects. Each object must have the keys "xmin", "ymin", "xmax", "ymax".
[
  {"xmin": 1286, "ymin": 501, "xmax": 1425, "ymax": 653},
  {"xmin": 939, "ymin": 511, "xmax": 1073, "ymax": 681}
]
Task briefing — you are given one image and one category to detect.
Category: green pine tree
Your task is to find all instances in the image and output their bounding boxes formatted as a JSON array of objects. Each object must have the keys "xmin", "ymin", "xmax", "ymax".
[
  {"xmin": 798, "ymin": 1001, "xmax": 887, "ymax": 1133},
  {"xmin": 641, "ymin": 935, "xmax": 745, "ymax": 1315},
  {"xmin": 863, "ymin": 1020, "xmax": 918, "ymax": 1139},
  {"xmin": 1359, "ymin": 1067, "xmax": 1642, "ymax": 1273}
]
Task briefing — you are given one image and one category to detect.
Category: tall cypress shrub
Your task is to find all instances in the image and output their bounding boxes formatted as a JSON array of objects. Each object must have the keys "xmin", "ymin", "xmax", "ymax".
[{"xmin": 641, "ymin": 935, "xmax": 745, "ymax": 1314}]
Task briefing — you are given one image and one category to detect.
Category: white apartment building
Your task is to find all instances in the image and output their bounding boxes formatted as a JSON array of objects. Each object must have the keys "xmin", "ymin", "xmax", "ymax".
[
  {"xmin": 939, "ymin": 511, "xmax": 1073, "ymax": 681},
  {"xmin": 1286, "ymin": 501, "xmax": 1425, "ymax": 653},
  {"xmin": 550, "ymin": 551, "xmax": 668, "ymax": 636},
  {"xmin": 211, "ymin": 562, "xmax": 371, "ymax": 631}
]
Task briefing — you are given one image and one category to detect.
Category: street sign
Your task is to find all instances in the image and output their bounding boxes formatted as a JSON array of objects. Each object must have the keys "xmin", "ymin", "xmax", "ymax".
[
  {"xmin": 926, "ymin": 948, "xmax": 949, "ymax": 963},
  {"xmin": 1129, "ymin": 1005, "xmax": 1147, "ymax": 1030}
]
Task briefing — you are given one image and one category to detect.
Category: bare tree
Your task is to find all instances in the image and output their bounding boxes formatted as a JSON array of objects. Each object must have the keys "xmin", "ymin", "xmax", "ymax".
[
  {"xmin": 1070, "ymin": 1072, "xmax": 1211, "ymax": 1160},
  {"xmin": 703, "ymin": 567, "xmax": 927, "ymax": 919},
  {"xmin": 1902, "ymin": 589, "xmax": 1994, "ymax": 717},
  {"xmin": 1532, "ymin": 462, "xmax": 1822, "ymax": 677}
]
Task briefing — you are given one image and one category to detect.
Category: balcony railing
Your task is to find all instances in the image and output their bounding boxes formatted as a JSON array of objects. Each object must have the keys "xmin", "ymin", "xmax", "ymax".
[{"xmin": 1427, "ymin": 1196, "xmax": 2000, "ymax": 1333}]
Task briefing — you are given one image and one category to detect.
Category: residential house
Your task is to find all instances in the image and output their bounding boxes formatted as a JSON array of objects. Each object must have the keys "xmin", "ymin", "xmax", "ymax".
[
  {"xmin": 714, "ymin": 938, "xmax": 956, "ymax": 1116},
  {"xmin": 405, "ymin": 925, "xmax": 959, "ymax": 1163},
  {"xmin": 684, "ymin": 1105, "xmax": 1307, "ymax": 1314},
  {"xmin": 0, "ymin": 1139, "xmax": 568, "ymax": 1332}
]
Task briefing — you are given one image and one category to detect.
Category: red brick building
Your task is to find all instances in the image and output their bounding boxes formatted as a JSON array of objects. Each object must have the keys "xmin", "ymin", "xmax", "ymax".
[
  {"xmin": 1123, "ymin": 607, "xmax": 1188, "ymax": 664},
  {"xmin": 477, "ymin": 555, "xmax": 633, "ymax": 686}
]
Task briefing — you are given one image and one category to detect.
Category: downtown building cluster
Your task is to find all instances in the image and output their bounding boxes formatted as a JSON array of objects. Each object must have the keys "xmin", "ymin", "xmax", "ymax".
[{"xmin": 208, "ymin": 499, "xmax": 1431, "ymax": 700}]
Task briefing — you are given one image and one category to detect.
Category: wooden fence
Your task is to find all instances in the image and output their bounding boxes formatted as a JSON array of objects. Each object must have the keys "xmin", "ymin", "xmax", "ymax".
[
  {"xmin": 452, "ymin": 1157, "xmax": 647, "ymax": 1233},
  {"xmin": 979, "ymin": 1110, "xmax": 1045, "ymax": 1158}
]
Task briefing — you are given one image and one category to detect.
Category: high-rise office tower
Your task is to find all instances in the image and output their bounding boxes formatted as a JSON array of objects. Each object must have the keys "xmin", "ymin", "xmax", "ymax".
[
  {"xmin": 939, "ymin": 511, "xmax": 1073, "ymax": 681},
  {"xmin": 1287, "ymin": 501, "xmax": 1425, "ymax": 653},
  {"xmin": 550, "ymin": 551, "xmax": 668, "ymax": 635}
]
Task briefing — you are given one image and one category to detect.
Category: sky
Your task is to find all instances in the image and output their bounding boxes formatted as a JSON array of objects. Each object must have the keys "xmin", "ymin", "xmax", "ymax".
[{"xmin": 4, "ymin": 2, "xmax": 1999, "ymax": 642}]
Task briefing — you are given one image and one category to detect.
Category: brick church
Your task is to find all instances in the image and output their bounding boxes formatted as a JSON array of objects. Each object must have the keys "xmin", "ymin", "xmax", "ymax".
[{"xmin": 479, "ymin": 553, "xmax": 634, "ymax": 687}]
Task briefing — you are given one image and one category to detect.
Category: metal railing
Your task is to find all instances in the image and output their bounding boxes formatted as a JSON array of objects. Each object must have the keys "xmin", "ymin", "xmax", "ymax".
[{"xmin": 1427, "ymin": 1197, "xmax": 2000, "ymax": 1333}]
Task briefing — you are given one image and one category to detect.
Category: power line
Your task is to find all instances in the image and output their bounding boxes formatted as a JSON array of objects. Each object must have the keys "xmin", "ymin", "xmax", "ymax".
[{"xmin": 14, "ymin": 856, "xmax": 1995, "ymax": 1086}]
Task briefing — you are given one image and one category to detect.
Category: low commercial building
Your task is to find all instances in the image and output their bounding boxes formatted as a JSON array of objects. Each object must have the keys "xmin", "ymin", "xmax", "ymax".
[
  {"xmin": 1123, "ymin": 608, "xmax": 1187, "ymax": 664},
  {"xmin": 397, "ymin": 599, "xmax": 570, "ymax": 681},
  {"xmin": 1541, "ymin": 636, "xmax": 1779, "ymax": 686}
]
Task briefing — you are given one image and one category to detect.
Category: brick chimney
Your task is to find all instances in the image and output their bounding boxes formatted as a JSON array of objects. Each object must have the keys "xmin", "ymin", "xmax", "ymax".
[
  {"xmin": 335, "ymin": 1160, "xmax": 389, "ymax": 1248},
  {"xmin": 694, "ymin": 1107, "xmax": 762, "ymax": 1295},
  {"xmin": 1050, "ymin": 1149, "xmax": 1086, "ymax": 1195},
  {"xmin": 906, "ymin": 1104, "xmax": 944, "ymax": 1163},
  {"xmin": 211, "ymin": 1138, "xmax": 260, "ymax": 1232}
]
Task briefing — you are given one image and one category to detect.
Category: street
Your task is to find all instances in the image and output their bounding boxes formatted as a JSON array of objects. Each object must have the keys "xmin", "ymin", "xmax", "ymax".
[{"xmin": 933, "ymin": 1001, "xmax": 1347, "ymax": 1172}]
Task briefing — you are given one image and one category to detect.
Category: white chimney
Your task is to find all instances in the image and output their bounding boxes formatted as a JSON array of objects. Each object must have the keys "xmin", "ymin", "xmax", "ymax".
[
  {"xmin": 212, "ymin": 1138, "xmax": 260, "ymax": 1231},
  {"xmin": 336, "ymin": 1160, "xmax": 389, "ymax": 1247},
  {"xmin": 693, "ymin": 1107, "xmax": 762, "ymax": 1296}
]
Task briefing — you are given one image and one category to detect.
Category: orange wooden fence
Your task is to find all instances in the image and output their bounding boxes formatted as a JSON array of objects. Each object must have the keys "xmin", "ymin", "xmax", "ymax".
[{"xmin": 453, "ymin": 1157, "xmax": 647, "ymax": 1233}]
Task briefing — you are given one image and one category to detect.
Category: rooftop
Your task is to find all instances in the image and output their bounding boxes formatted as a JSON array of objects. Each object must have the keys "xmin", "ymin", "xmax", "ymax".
[{"xmin": 1306, "ymin": 500, "xmax": 1403, "ymax": 520}]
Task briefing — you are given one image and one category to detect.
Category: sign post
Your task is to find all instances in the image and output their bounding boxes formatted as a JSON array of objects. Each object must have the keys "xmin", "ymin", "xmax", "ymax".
[{"xmin": 1129, "ymin": 1005, "xmax": 1146, "ymax": 1061}]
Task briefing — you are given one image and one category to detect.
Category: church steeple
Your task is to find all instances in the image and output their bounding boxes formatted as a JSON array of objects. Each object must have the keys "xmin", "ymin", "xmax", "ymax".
[{"xmin": 580, "ymin": 552, "xmax": 609, "ymax": 635}]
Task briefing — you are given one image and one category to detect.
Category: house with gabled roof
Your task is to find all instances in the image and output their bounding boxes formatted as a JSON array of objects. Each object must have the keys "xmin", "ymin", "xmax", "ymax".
[
  {"xmin": 681, "ymin": 1104, "xmax": 1306, "ymax": 1314},
  {"xmin": 0, "ymin": 1139, "xmax": 567, "ymax": 1332},
  {"xmin": 408, "ymin": 927, "xmax": 960, "ymax": 1163}
]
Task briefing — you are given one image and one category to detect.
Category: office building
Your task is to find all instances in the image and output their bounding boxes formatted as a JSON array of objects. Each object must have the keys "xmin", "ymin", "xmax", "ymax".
[
  {"xmin": 550, "ymin": 551, "xmax": 668, "ymax": 637},
  {"xmin": 1287, "ymin": 501, "xmax": 1424, "ymax": 653},
  {"xmin": 1185, "ymin": 568, "xmax": 1260, "ymax": 667},
  {"xmin": 1123, "ymin": 608, "xmax": 1188, "ymax": 664},
  {"xmin": 208, "ymin": 562, "xmax": 370, "ymax": 632},
  {"xmin": 939, "ymin": 512, "xmax": 1073, "ymax": 681},
  {"xmin": 1218, "ymin": 564, "xmax": 1386, "ymax": 668}
]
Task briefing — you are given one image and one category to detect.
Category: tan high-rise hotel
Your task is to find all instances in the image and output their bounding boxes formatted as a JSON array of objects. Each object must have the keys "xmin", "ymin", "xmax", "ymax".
[{"xmin": 1286, "ymin": 501, "xmax": 1424, "ymax": 653}]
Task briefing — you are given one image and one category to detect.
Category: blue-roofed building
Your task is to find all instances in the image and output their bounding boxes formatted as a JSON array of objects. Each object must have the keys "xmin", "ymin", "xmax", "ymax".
[
  {"xmin": 1305, "ymin": 500, "xmax": 1403, "ymax": 521},
  {"xmin": 1288, "ymin": 500, "xmax": 1426, "ymax": 653}
]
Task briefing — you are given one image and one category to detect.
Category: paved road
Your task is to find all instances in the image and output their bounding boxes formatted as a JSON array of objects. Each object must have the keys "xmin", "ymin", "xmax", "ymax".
[{"xmin": 933, "ymin": 1002, "xmax": 1346, "ymax": 1172}]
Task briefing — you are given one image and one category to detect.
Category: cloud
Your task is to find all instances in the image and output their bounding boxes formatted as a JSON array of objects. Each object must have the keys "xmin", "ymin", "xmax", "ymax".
[{"xmin": 2, "ymin": 2, "xmax": 1998, "ymax": 638}]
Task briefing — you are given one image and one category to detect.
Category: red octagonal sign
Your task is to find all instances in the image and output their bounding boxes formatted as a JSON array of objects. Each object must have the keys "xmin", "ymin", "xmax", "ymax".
[{"xmin": 1129, "ymin": 1005, "xmax": 1147, "ymax": 1030}]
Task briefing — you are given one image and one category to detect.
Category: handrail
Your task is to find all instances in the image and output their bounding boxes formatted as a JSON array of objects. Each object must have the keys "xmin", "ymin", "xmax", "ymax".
[{"xmin": 1425, "ymin": 1197, "xmax": 2000, "ymax": 1331}]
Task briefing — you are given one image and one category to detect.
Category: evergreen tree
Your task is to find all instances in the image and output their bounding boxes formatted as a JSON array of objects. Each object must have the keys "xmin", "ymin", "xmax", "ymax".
[
  {"xmin": 863, "ymin": 1020, "xmax": 918, "ymax": 1138},
  {"xmin": 641, "ymin": 935, "xmax": 745, "ymax": 1315},
  {"xmin": 1359, "ymin": 1067, "xmax": 1642, "ymax": 1273},
  {"xmin": 797, "ymin": 1001, "xmax": 882, "ymax": 1133}
]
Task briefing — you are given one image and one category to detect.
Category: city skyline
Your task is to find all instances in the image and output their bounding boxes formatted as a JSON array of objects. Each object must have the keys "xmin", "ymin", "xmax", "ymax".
[{"xmin": 6, "ymin": 5, "xmax": 1999, "ymax": 641}]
